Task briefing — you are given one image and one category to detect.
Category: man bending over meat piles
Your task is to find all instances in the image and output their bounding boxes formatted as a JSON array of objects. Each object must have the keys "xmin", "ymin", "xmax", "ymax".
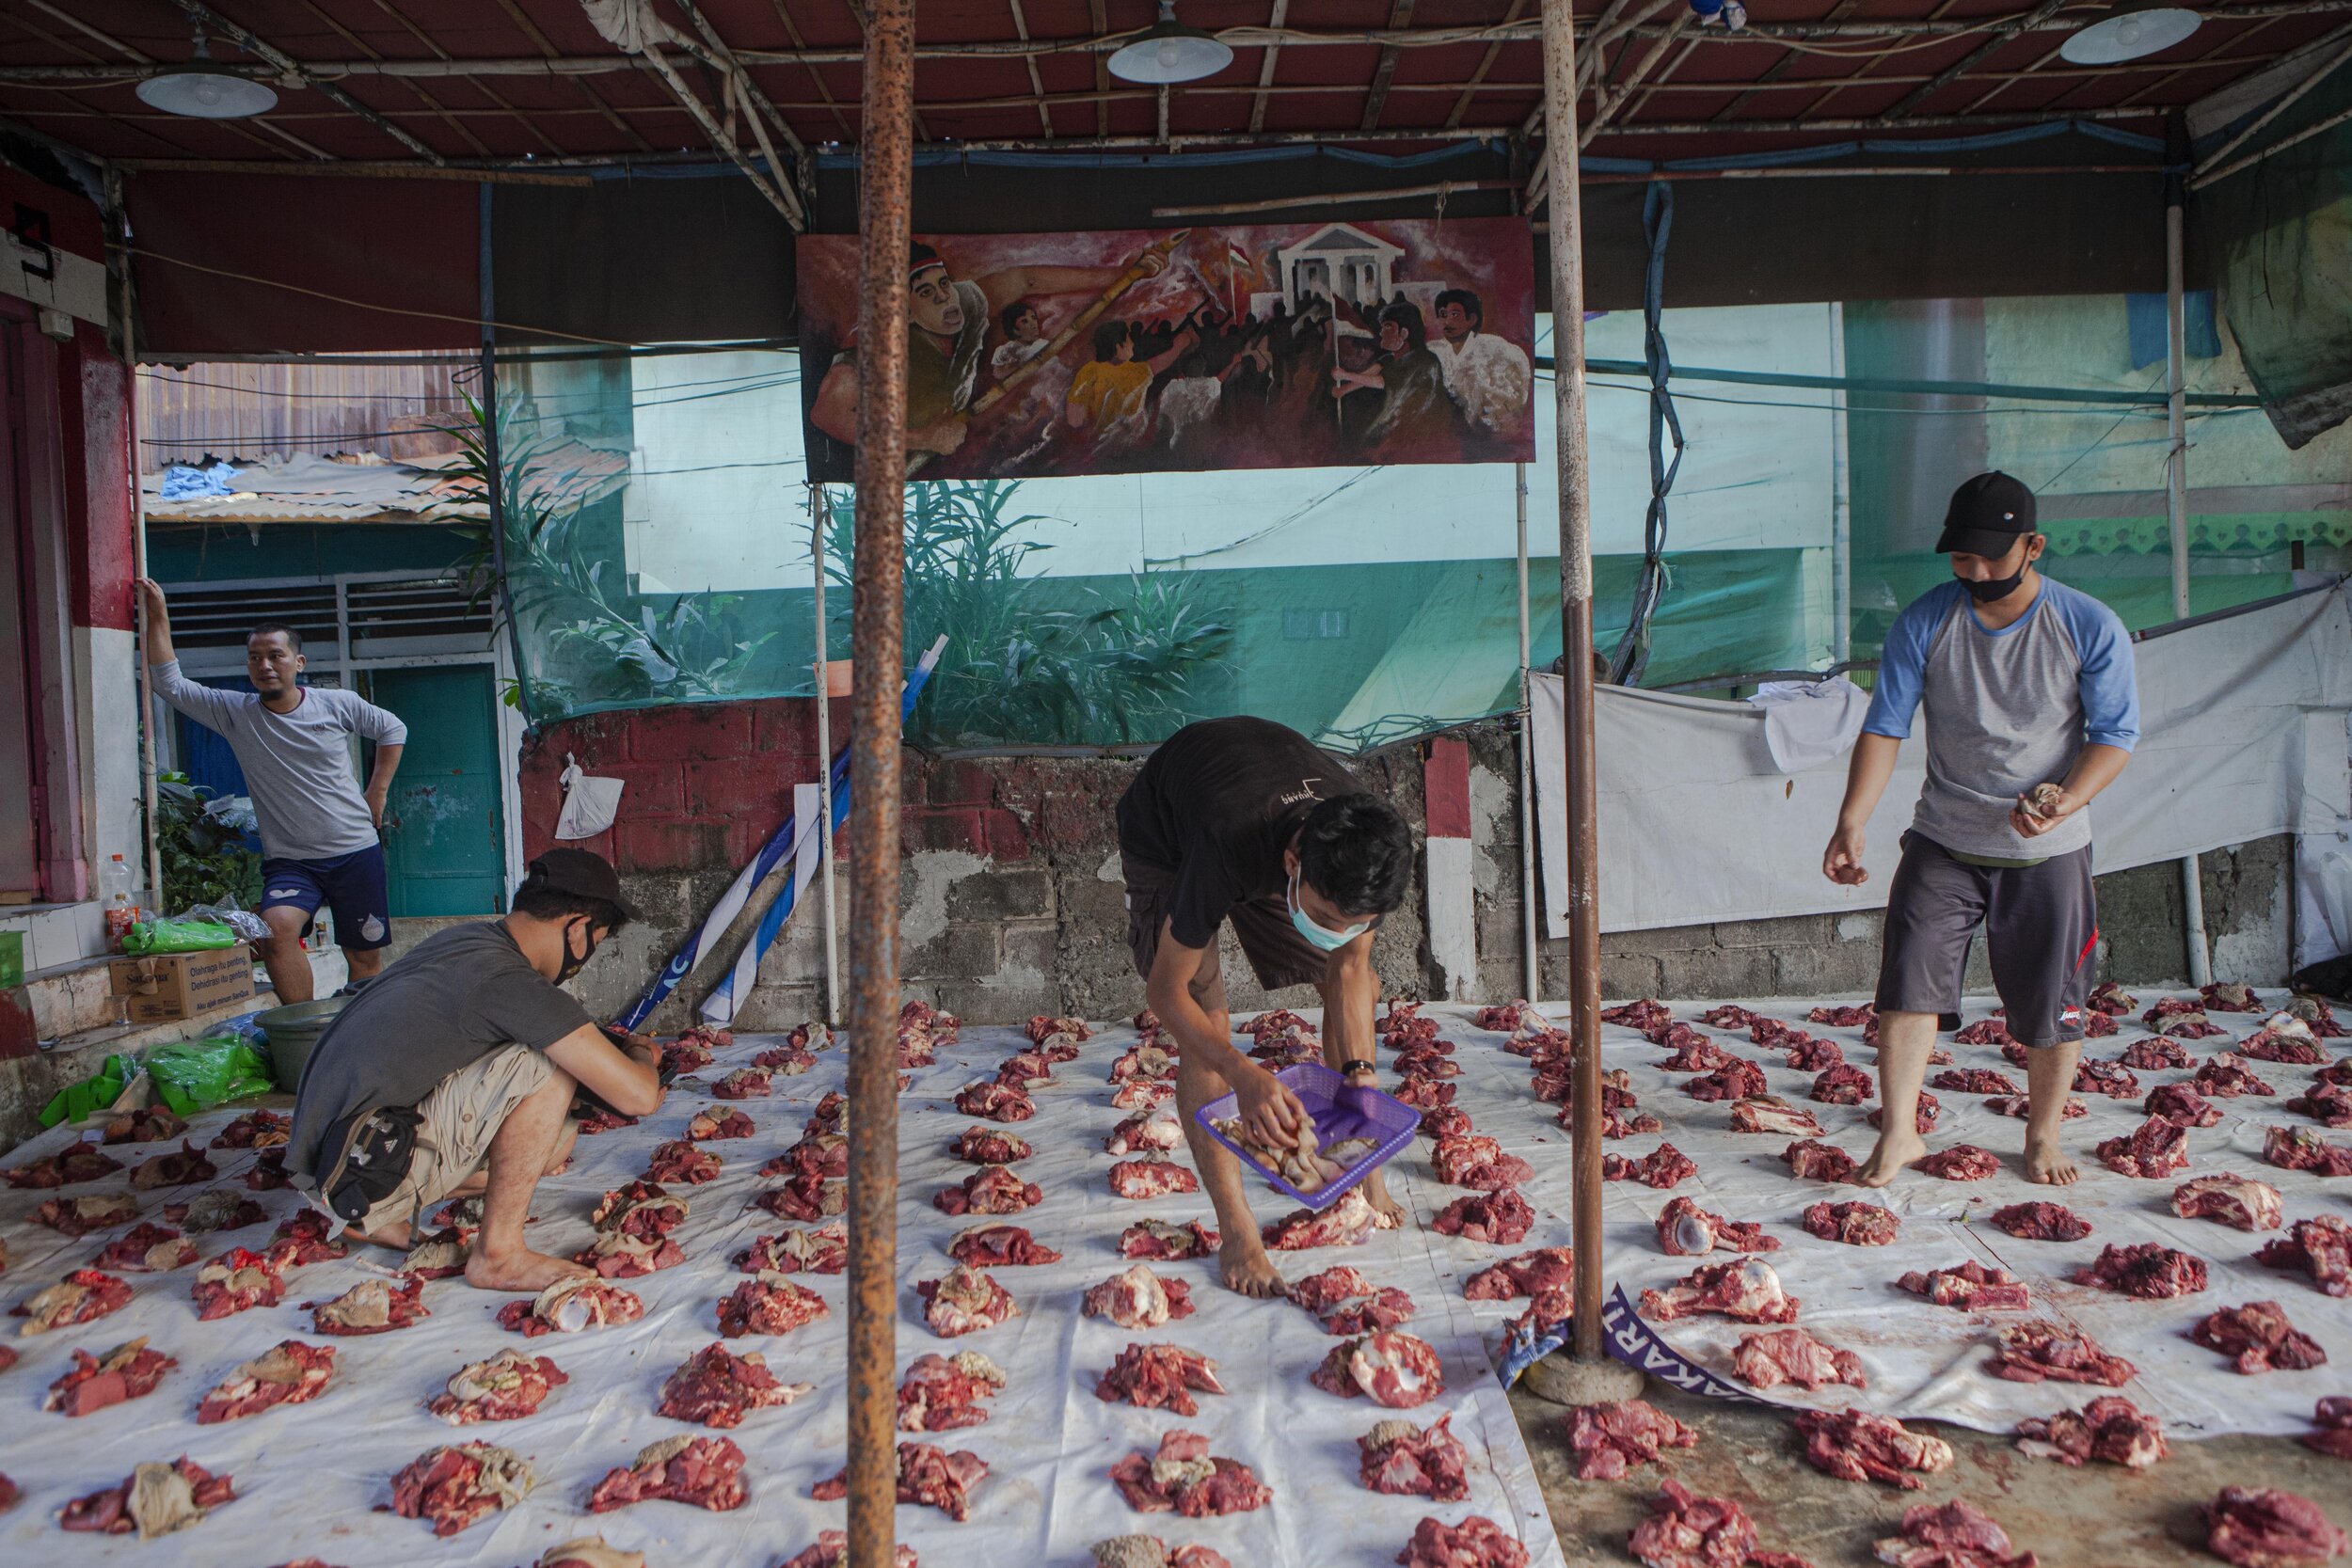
[
  {"xmin": 286, "ymin": 849, "xmax": 664, "ymax": 1291},
  {"xmin": 1821, "ymin": 472, "xmax": 2138, "ymax": 1189},
  {"xmin": 1118, "ymin": 717, "xmax": 1414, "ymax": 1296}
]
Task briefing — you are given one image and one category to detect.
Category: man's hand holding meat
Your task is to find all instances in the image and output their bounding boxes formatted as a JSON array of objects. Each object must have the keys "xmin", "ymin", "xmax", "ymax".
[{"xmin": 1120, "ymin": 719, "xmax": 1413, "ymax": 1298}]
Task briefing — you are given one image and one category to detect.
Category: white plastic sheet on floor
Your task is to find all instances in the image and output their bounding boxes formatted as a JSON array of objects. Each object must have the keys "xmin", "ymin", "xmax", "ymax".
[
  {"xmin": 0, "ymin": 1019, "xmax": 1572, "ymax": 1568},
  {"xmin": 1534, "ymin": 578, "xmax": 2352, "ymax": 936},
  {"xmin": 1503, "ymin": 992, "xmax": 2349, "ymax": 1442}
]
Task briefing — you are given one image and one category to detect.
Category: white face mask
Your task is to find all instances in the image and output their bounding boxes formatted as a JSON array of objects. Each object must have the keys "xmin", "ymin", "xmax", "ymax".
[{"xmin": 1288, "ymin": 865, "xmax": 1371, "ymax": 953}]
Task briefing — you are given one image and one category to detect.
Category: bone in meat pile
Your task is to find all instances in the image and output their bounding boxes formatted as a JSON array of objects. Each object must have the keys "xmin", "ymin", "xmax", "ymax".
[
  {"xmin": 59, "ymin": 1457, "xmax": 237, "ymax": 1539},
  {"xmin": 2013, "ymin": 1396, "xmax": 2167, "ymax": 1469},
  {"xmin": 588, "ymin": 1434, "xmax": 747, "ymax": 1513},
  {"xmin": 717, "ymin": 1273, "xmax": 830, "ymax": 1338},
  {"xmin": 2191, "ymin": 1301, "xmax": 2328, "ymax": 1374},
  {"xmin": 1800, "ymin": 1201, "xmax": 1899, "ymax": 1246},
  {"xmin": 738, "ymin": 1220, "xmax": 850, "ymax": 1275},
  {"xmin": 1792, "ymin": 1410, "xmax": 1953, "ymax": 1489},
  {"xmin": 43, "ymin": 1338, "xmax": 176, "ymax": 1418},
  {"xmin": 1601, "ymin": 1144, "xmax": 1696, "ymax": 1189},
  {"xmin": 1085, "ymin": 1263, "xmax": 1196, "ymax": 1329},
  {"xmin": 2256, "ymin": 1215, "xmax": 2352, "ymax": 1296},
  {"xmin": 1359, "ymin": 1414, "xmax": 1471, "ymax": 1497},
  {"xmin": 1097, "ymin": 1343, "xmax": 1227, "ymax": 1416},
  {"xmin": 2072, "ymin": 1243, "xmax": 2209, "ymax": 1300},
  {"xmin": 498, "ymin": 1276, "xmax": 645, "ymax": 1337},
  {"xmin": 1896, "ymin": 1260, "xmax": 2028, "ymax": 1311},
  {"xmin": 810, "ymin": 1439, "xmax": 988, "ymax": 1520},
  {"xmin": 389, "ymin": 1443, "xmax": 531, "ymax": 1536},
  {"xmin": 951, "ymin": 1223, "xmax": 1063, "ymax": 1267},
  {"xmin": 2264, "ymin": 1125, "xmax": 2352, "ymax": 1177},
  {"xmin": 657, "ymin": 1343, "xmax": 814, "ymax": 1427},
  {"xmin": 1108, "ymin": 1430, "xmax": 1270, "ymax": 1517},
  {"xmin": 1872, "ymin": 1501, "xmax": 2037, "ymax": 1568},
  {"xmin": 1627, "ymin": 1479, "xmax": 1815, "ymax": 1568},
  {"xmin": 2200, "ymin": 1487, "xmax": 2350, "ymax": 1568},
  {"xmin": 919, "ymin": 1265, "xmax": 1022, "ymax": 1337},
  {"xmin": 1987, "ymin": 1322, "xmax": 2137, "ymax": 1386},
  {"xmin": 197, "ymin": 1338, "xmax": 337, "ymax": 1422},
  {"xmin": 897, "ymin": 1352, "xmax": 1006, "ymax": 1432},
  {"xmin": 1656, "ymin": 1198, "xmax": 1777, "ymax": 1256},
  {"xmin": 1732, "ymin": 1328, "xmax": 1866, "ymax": 1391},
  {"xmin": 1565, "ymin": 1399, "xmax": 1698, "ymax": 1480},
  {"xmin": 1640, "ymin": 1259, "xmax": 1800, "ymax": 1324},
  {"xmin": 2095, "ymin": 1117, "xmax": 2191, "ymax": 1179},
  {"xmin": 2171, "ymin": 1174, "xmax": 2284, "ymax": 1232},
  {"xmin": 1311, "ymin": 1331, "xmax": 1446, "ymax": 1408}
]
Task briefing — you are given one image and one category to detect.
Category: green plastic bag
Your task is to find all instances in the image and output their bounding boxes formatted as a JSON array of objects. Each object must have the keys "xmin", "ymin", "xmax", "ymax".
[
  {"xmin": 120, "ymin": 918, "xmax": 239, "ymax": 956},
  {"xmin": 145, "ymin": 1037, "xmax": 276, "ymax": 1117},
  {"xmin": 37, "ymin": 1053, "xmax": 139, "ymax": 1129}
]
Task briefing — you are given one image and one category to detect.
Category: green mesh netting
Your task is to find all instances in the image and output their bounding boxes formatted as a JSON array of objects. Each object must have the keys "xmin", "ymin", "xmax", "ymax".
[{"xmin": 484, "ymin": 292, "xmax": 2349, "ymax": 750}]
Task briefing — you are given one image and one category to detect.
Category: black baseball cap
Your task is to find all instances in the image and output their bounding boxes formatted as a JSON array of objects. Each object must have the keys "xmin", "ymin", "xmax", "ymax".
[
  {"xmin": 525, "ymin": 847, "xmax": 644, "ymax": 923},
  {"xmin": 1934, "ymin": 470, "xmax": 2037, "ymax": 558}
]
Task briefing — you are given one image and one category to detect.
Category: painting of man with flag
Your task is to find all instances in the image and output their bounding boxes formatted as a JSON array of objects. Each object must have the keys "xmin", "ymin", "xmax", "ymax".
[{"xmin": 795, "ymin": 215, "xmax": 1534, "ymax": 481}]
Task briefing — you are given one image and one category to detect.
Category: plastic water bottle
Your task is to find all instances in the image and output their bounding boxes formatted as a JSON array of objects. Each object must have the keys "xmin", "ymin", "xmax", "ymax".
[{"xmin": 102, "ymin": 854, "xmax": 139, "ymax": 944}]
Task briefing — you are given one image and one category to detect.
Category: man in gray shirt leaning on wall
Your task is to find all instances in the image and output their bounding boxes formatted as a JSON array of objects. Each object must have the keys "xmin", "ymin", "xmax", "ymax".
[
  {"xmin": 1821, "ymin": 471, "xmax": 2140, "ymax": 1191},
  {"xmin": 288, "ymin": 847, "xmax": 663, "ymax": 1292},
  {"xmin": 136, "ymin": 578, "xmax": 405, "ymax": 1002}
]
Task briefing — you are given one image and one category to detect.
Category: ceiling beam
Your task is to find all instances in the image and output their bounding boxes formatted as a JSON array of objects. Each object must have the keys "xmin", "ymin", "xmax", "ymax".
[
  {"xmin": 764, "ymin": 0, "xmax": 853, "ymax": 139},
  {"xmin": 292, "ymin": 0, "xmax": 489, "ymax": 158},
  {"xmin": 371, "ymin": 0, "xmax": 565, "ymax": 156},
  {"xmin": 1248, "ymin": 0, "xmax": 1288, "ymax": 134},
  {"xmin": 163, "ymin": 0, "xmax": 446, "ymax": 162},
  {"xmin": 1445, "ymin": 0, "xmax": 1530, "ymax": 130},
  {"xmin": 1359, "ymin": 0, "xmax": 1415, "ymax": 132},
  {"xmin": 1878, "ymin": 0, "xmax": 2068, "ymax": 121},
  {"xmin": 1008, "ymin": 0, "xmax": 1055, "ymax": 136},
  {"xmin": 488, "ymin": 0, "xmax": 653, "ymax": 150}
]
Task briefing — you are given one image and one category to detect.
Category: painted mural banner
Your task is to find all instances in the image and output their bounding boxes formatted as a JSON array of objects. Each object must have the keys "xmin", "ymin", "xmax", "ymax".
[{"xmin": 796, "ymin": 216, "xmax": 1537, "ymax": 481}]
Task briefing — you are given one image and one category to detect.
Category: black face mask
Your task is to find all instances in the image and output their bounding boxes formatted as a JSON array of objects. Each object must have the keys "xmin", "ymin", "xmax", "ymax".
[
  {"xmin": 1963, "ymin": 543, "xmax": 2034, "ymax": 604},
  {"xmin": 557, "ymin": 919, "xmax": 600, "ymax": 984}
]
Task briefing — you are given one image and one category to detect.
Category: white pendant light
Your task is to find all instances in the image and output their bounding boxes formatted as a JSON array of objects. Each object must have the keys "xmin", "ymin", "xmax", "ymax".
[
  {"xmin": 135, "ymin": 33, "xmax": 278, "ymax": 119},
  {"xmin": 1107, "ymin": 1, "xmax": 1233, "ymax": 86},
  {"xmin": 2059, "ymin": 0, "xmax": 2201, "ymax": 66}
]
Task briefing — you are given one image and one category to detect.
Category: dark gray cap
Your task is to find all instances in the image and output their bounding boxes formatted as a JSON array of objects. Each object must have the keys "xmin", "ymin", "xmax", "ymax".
[{"xmin": 525, "ymin": 847, "xmax": 644, "ymax": 923}]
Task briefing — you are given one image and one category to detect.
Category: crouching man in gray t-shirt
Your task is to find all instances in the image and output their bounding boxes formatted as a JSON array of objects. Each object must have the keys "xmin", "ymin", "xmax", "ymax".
[
  {"xmin": 287, "ymin": 848, "xmax": 663, "ymax": 1293},
  {"xmin": 1822, "ymin": 472, "xmax": 2139, "ymax": 1192}
]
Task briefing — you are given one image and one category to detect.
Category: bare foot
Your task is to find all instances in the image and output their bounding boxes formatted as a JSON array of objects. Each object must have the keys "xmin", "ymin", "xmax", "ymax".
[
  {"xmin": 1217, "ymin": 1235, "xmax": 1286, "ymax": 1299},
  {"xmin": 1360, "ymin": 1170, "xmax": 1405, "ymax": 1227},
  {"xmin": 465, "ymin": 1246, "xmax": 591, "ymax": 1293},
  {"xmin": 1856, "ymin": 1130, "xmax": 1926, "ymax": 1189},
  {"xmin": 344, "ymin": 1219, "xmax": 414, "ymax": 1250},
  {"xmin": 2024, "ymin": 1137, "xmax": 2079, "ymax": 1186}
]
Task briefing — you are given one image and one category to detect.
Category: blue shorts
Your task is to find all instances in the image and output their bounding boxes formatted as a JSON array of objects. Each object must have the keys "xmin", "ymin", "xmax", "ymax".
[{"xmin": 260, "ymin": 846, "xmax": 392, "ymax": 951}]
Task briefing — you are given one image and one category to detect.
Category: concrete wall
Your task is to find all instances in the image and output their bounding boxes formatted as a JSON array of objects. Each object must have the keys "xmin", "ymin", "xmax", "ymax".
[{"xmin": 515, "ymin": 700, "xmax": 2302, "ymax": 1031}]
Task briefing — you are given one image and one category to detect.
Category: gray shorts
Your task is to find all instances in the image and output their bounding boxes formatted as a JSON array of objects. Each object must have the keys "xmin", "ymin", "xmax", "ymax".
[{"xmin": 1874, "ymin": 832, "xmax": 2097, "ymax": 1048}]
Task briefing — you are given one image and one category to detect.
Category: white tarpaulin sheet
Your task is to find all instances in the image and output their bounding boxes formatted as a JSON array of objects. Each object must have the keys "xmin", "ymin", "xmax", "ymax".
[
  {"xmin": 1534, "ymin": 580, "xmax": 2352, "ymax": 937},
  {"xmin": 0, "ymin": 1021, "xmax": 1569, "ymax": 1568}
]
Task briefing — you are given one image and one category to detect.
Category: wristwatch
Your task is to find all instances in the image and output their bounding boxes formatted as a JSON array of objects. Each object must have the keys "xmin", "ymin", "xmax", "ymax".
[{"xmin": 1338, "ymin": 1059, "xmax": 1378, "ymax": 1080}]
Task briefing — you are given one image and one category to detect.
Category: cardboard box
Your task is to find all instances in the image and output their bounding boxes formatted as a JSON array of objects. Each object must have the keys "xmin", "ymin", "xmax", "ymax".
[{"xmin": 107, "ymin": 947, "xmax": 253, "ymax": 1023}]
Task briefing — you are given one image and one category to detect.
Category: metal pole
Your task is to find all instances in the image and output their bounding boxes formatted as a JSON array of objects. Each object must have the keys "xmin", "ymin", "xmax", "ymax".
[
  {"xmin": 1827, "ymin": 301, "xmax": 1852, "ymax": 664},
  {"xmin": 1515, "ymin": 462, "xmax": 1539, "ymax": 1002},
  {"xmin": 811, "ymin": 485, "xmax": 843, "ymax": 1027},
  {"xmin": 107, "ymin": 168, "xmax": 164, "ymax": 911},
  {"xmin": 1539, "ymin": 0, "xmax": 1609, "ymax": 1368},
  {"xmin": 479, "ymin": 183, "xmax": 535, "ymax": 730},
  {"xmin": 847, "ymin": 0, "xmax": 914, "ymax": 1557},
  {"xmin": 2164, "ymin": 158, "xmax": 2213, "ymax": 989}
]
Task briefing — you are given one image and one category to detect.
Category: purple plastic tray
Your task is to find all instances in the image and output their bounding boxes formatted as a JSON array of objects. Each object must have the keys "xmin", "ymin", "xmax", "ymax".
[{"xmin": 1194, "ymin": 1061, "xmax": 1422, "ymax": 1211}]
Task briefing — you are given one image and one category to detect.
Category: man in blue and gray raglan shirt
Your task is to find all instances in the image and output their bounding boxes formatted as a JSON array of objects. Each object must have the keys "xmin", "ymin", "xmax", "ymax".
[
  {"xmin": 137, "ymin": 578, "xmax": 406, "ymax": 1006},
  {"xmin": 1820, "ymin": 471, "xmax": 2140, "ymax": 1190}
]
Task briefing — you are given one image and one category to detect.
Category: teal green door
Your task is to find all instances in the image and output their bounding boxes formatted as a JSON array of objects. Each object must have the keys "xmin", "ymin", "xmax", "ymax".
[{"xmin": 365, "ymin": 666, "xmax": 507, "ymax": 916}]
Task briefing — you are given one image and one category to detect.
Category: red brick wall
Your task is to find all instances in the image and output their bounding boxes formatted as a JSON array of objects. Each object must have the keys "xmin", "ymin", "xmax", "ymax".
[{"xmin": 517, "ymin": 697, "xmax": 1035, "ymax": 874}]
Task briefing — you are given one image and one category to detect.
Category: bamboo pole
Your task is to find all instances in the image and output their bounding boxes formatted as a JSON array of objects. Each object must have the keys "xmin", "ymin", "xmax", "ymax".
[
  {"xmin": 107, "ymin": 168, "xmax": 165, "ymax": 914},
  {"xmin": 2163, "ymin": 150, "xmax": 2214, "ymax": 990},
  {"xmin": 812, "ymin": 485, "xmax": 843, "ymax": 1029},
  {"xmin": 846, "ymin": 0, "xmax": 915, "ymax": 1557},
  {"xmin": 1515, "ymin": 462, "xmax": 1538, "ymax": 1002},
  {"xmin": 1539, "ymin": 0, "xmax": 1610, "ymax": 1370}
]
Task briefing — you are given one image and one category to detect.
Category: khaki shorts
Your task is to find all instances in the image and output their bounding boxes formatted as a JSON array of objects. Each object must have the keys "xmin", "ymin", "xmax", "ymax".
[{"xmin": 354, "ymin": 1044, "xmax": 553, "ymax": 1235}]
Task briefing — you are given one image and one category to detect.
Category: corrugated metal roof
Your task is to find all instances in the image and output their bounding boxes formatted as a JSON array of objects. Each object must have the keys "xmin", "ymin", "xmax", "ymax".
[{"xmin": 137, "ymin": 356, "xmax": 477, "ymax": 468}]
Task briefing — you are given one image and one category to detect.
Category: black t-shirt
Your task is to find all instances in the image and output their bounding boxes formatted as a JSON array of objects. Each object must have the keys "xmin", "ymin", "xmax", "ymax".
[
  {"xmin": 286, "ymin": 920, "xmax": 594, "ymax": 1181},
  {"xmin": 1115, "ymin": 716, "xmax": 1359, "ymax": 950}
]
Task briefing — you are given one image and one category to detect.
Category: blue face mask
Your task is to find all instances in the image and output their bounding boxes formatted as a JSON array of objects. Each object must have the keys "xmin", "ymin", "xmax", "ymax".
[{"xmin": 1289, "ymin": 866, "xmax": 1372, "ymax": 953}]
